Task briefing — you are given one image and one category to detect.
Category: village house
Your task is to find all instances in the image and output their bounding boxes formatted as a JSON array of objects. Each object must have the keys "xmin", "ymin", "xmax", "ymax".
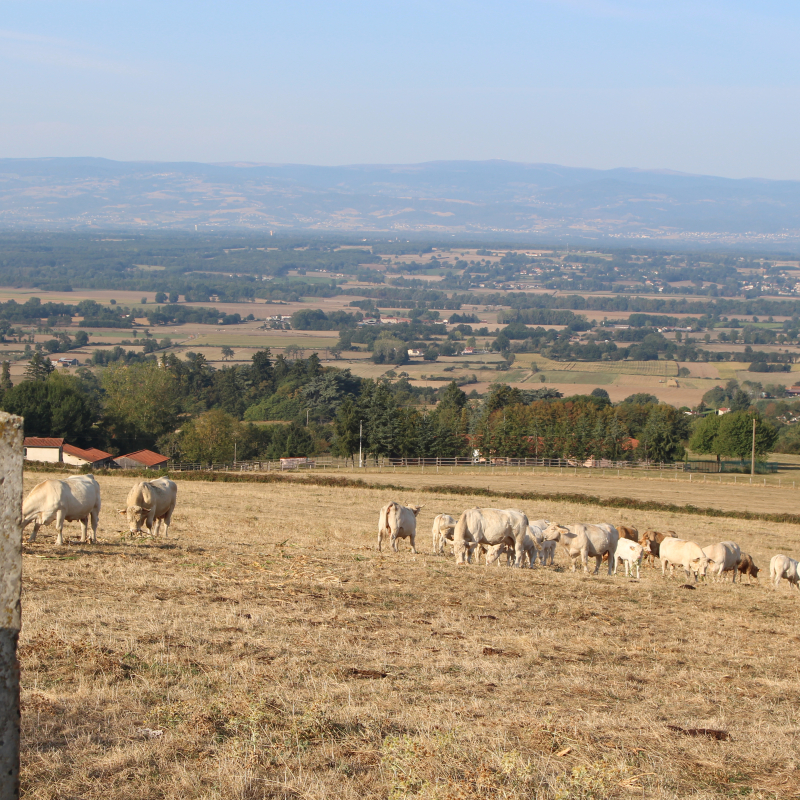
[{"xmin": 113, "ymin": 450, "xmax": 170, "ymax": 470}]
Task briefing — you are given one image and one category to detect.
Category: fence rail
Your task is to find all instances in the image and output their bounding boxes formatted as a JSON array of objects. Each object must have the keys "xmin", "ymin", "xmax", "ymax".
[{"xmin": 168, "ymin": 456, "xmax": 689, "ymax": 472}]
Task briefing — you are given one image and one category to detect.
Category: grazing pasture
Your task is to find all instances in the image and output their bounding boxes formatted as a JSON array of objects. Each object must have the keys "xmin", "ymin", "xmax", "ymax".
[{"xmin": 19, "ymin": 472, "xmax": 800, "ymax": 799}]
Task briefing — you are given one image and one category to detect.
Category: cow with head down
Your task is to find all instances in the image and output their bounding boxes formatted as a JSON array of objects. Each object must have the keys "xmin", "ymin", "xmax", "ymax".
[
  {"xmin": 23, "ymin": 474, "xmax": 101, "ymax": 546},
  {"xmin": 119, "ymin": 478, "xmax": 178, "ymax": 538},
  {"xmin": 651, "ymin": 537, "xmax": 710, "ymax": 583},
  {"xmin": 545, "ymin": 522, "xmax": 619, "ymax": 575}
]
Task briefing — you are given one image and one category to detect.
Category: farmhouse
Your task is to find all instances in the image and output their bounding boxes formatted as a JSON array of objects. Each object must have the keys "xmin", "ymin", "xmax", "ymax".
[
  {"xmin": 23, "ymin": 437, "xmax": 64, "ymax": 463},
  {"xmin": 114, "ymin": 449, "xmax": 170, "ymax": 470},
  {"xmin": 62, "ymin": 444, "xmax": 115, "ymax": 469},
  {"xmin": 407, "ymin": 349, "xmax": 424, "ymax": 357}
]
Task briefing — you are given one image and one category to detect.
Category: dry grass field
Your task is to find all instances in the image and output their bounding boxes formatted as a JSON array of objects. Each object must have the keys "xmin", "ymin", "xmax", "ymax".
[{"xmin": 19, "ymin": 471, "xmax": 800, "ymax": 799}]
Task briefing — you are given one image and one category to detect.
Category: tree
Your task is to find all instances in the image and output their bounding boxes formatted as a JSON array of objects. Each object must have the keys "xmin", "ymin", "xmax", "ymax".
[
  {"xmin": 168, "ymin": 292, "xmax": 179, "ymax": 303},
  {"xmin": 155, "ymin": 292, "xmax": 167, "ymax": 304},
  {"xmin": 590, "ymin": 388, "xmax": 610, "ymax": 403},
  {"xmin": 221, "ymin": 347, "xmax": 234, "ymax": 361},
  {"xmin": 639, "ymin": 405, "xmax": 689, "ymax": 463},
  {"xmin": 74, "ymin": 330, "xmax": 89, "ymax": 348},
  {"xmin": 689, "ymin": 414, "xmax": 722, "ymax": 462},
  {"xmin": 24, "ymin": 352, "xmax": 54, "ymax": 382},
  {"xmin": 621, "ymin": 393, "xmax": 658, "ymax": 405},
  {"xmin": 0, "ymin": 362, "xmax": 12, "ymax": 394},
  {"xmin": 332, "ymin": 398, "xmax": 360, "ymax": 459},
  {"xmin": 101, "ymin": 361, "xmax": 179, "ymax": 451},
  {"xmin": 715, "ymin": 411, "xmax": 778, "ymax": 460},
  {"xmin": 1, "ymin": 372, "xmax": 98, "ymax": 444},
  {"xmin": 179, "ymin": 409, "xmax": 240, "ymax": 463},
  {"xmin": 729, "ymin": 389, "xmax": 751, "ymax": 412}
]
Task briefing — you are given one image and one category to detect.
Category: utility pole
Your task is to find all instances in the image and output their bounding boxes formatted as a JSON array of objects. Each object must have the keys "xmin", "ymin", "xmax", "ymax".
[
  {"xmin": 359, "ymin": 420, "xmax": 363, "ymax": 468},
  {"xmin": 751, "ymin": 417, "xmax": 756, "ymax": 477},
  {"xmin": 306, "ymin": 408, "xmax": 309, "ymax": 426}
]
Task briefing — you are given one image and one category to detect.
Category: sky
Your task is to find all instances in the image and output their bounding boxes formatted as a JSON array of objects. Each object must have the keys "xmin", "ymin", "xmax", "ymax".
[{"xmin": 1, "ymin": 0, "xmax": 799, "ymax": 179}]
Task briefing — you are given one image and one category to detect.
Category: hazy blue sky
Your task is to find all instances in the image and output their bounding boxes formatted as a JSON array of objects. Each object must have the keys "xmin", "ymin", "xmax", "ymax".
[{"xmin": 1, "ymin": 1, "xmax": 798, "ymax": 178}]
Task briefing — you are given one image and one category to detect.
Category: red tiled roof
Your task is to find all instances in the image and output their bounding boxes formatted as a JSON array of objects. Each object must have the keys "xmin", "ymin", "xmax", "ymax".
[
  {"xmin": 23, "ymin": 437, "xmax": 64, "ymax": 448},
  {"xmin": 63, "ymin": 444, "xmax": 114, "ymax": 462},
  {"xmin": 115, "ymin": 449, "xmax": 169, "ymax": 466}
]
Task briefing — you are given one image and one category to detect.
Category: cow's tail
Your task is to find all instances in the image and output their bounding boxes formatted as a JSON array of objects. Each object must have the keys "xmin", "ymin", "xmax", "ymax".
[
  {"xmin": 453, "ymin": 511, "xmax": 471, "ymax": 564},
  {"xmin": 378, "ymin": 502, "xmax": 396, "ymax": 551}
]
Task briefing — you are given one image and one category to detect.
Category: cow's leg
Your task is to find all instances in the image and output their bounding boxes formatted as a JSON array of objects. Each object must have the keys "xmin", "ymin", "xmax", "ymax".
[
  {"xmin": 78, "ymin": 516, "xmax": 88, "ymax": 543},
  {"xmin": 55, "ymin": 510, "xmax": 66, "ymax": 547},
  {"xmin": 377, "ymin": 529, "xmax": 383, "ymax": 552},
  {"xmin": 90, "ymin": 508, "xmax": 99, "ymax": 544},
  {"xmin": 409, "ymin": 530, "xmax": 417, "ymax": 554},
  {"xmin": 605, "ymin": 553, "xmax": 612, "ymax": 576},
  {"xmin": 161, "ymin": 507, "xmax": 174, "ymax": 538},
  {"xmin": 514, "ymin": 540, "xmax": 525, "ymax": 568},
  {"xmin": 28, "ymin": 519, "xmax": 40, "ymax": 543},
  {"xmin": 391, "ymin": 533, "xmax": 399, "ymax": 552}
]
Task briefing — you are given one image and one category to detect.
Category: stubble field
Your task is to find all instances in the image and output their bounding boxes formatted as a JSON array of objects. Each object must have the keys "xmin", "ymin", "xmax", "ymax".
[{"xmin": 19, "ymin": 472, "xmax": 800, "ymax": 799}]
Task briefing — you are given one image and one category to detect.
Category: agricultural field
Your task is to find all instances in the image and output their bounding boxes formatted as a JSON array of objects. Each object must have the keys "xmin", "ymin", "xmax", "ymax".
[{"xmin": 19, "ymin": 470, "xmax": 800, "ymax": 799}]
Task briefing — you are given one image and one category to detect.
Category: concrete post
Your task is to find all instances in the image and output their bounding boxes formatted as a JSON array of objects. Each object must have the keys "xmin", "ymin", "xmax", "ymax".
[{"xmin": 0, "ymin": 412, "xmax": 24, "ymax": 799}]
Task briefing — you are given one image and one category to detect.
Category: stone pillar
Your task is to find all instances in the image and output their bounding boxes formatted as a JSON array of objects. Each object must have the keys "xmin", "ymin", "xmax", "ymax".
[{"xmin": 0, "ymin": 412, "xmax": 23, "ymax": 800}]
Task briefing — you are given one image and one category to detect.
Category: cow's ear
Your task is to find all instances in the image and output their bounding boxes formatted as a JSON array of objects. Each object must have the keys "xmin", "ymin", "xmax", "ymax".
[{"xmin": 117, "ymin": 509, "xmax": 126, "ymax": 516}]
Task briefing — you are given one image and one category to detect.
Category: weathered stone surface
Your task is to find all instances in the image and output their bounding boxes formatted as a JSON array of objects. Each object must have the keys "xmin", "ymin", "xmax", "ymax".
[{"xmin": 0, "ymin": 412, "xmax": 24, "ymax": 800}]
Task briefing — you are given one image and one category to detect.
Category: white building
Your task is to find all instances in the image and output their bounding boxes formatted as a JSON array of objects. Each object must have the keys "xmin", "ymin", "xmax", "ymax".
[{"xmin": 23, "ymin": 437, "xmax": 64, "ymax": 463}]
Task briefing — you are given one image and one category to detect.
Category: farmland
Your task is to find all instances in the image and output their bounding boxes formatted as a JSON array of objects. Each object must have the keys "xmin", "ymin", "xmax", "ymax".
[
  {"xmin": 0, "ymin": 283, "xmax": 770, "ymax": 405},
  {"xmin": 19, "ymin": 470, "xmax": 800, "ymax": 799}
]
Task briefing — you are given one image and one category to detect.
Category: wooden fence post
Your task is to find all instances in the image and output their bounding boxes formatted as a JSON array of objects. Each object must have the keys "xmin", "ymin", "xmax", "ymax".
[{"xmin": 0, "ymin": 411, "xmax": 24, "ymax": 800}]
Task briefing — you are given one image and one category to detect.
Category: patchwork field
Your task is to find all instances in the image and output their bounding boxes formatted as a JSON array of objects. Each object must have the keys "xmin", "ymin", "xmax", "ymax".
[{"xmin": 19, "ymin": 471, "xmax": 800, "ymax": 799}]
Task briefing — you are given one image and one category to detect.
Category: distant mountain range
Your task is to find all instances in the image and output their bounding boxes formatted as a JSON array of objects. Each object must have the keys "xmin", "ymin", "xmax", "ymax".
[{"xmin": 1, "ymin": 157, "xmax": 799, "ymax": 247}]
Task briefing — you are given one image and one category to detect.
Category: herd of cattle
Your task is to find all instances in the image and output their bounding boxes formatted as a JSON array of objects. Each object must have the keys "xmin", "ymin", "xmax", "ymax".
[
  {"xmin": 378, "ymin": 501, "xmax": 800, "ymax": 590},
  {"xmin": 16, "ymin": 474, "xmax": 800, "ymax": 591}
]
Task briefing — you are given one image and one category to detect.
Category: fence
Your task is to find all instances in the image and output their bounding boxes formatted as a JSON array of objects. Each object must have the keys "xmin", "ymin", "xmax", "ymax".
[
  {"xmin": 683, "ymin": 459, "xmax": 780, "ymax": 475},
  {"xmin": 168, "ymin": 456, "xmax": 688, "ymax": 473}
]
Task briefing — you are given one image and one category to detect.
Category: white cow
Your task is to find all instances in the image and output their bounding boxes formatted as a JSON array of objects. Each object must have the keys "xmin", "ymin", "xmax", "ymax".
[
  {"xmin": 453, "ymin": 508, "xmax": 529, "ymax": 566},
  {"xmin": 119, "ymin": 478, "xmax": 178, "ymax": 537},
  {"xmin": 378, "ymin": 502, "xmax": 423, "ymax": 553},
  {"xmin": 485, "ymin": 525, "xmax": 542, "ymax": 568},
  {"xmin": 703, "ymin": 541, "xmax": 741, "ymax": 583},
  {"xmin": 769, "ymin": 554, "xmax": 800, "ymax": 591},
  {"xmin": 22, "ymin": 475, "xmax": 101, "ymax": 546},
  {"xmin": 525, "ymin": 519, "xmax": 550, "ymax": 566},
  {"xmin": 614, "ymin": 538, "xmax": 645, "ymax": 579},
  {"xmin": 545, "ymin": 522, "xmax": 619, "ymax": 575},
  {"xmin": 655, "ymin": 537, "xmax": 710, "ymax": 583},
  {"xmin": 539, "ymin": 523, "xmax": 560, "ymax": 566},
  {"xmin": 431, "ymin": 513, "xmax": 457, "ymax": 554}
]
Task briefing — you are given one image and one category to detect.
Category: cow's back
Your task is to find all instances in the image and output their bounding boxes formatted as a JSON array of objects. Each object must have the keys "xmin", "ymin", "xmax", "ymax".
[
  {"xmin": 62, "ymin": 475, "xmax": 101, "ymax": 517},
  {"xmin": 661, "ymin": 537, "xmax": 703, "ymax": 565}
]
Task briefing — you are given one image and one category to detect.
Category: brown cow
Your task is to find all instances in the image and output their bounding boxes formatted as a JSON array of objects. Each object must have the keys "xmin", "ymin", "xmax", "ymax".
[
  {"xmin": 618, "ymin": 525, "xmax": 639, "ymax": 542},
  {"xmin": 639, "ymin": 529, "xmax": 677, "ymax": 567},
  {"xmin": 737, "ymin": 552, "xmax": 760, "ymax": 583}
]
